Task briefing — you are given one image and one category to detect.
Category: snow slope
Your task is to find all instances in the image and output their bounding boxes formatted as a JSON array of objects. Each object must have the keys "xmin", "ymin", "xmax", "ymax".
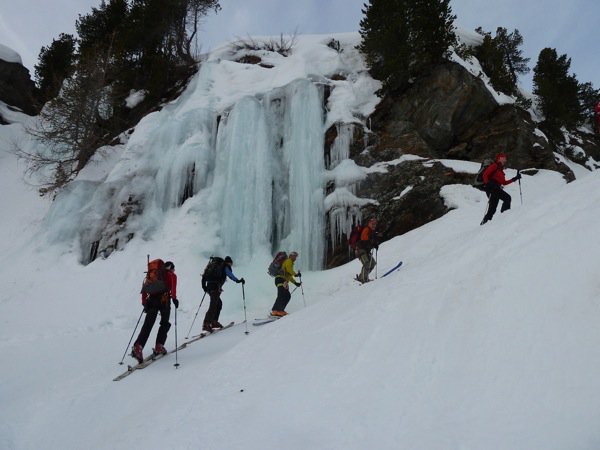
[{"xmin": 2, "ymin": 133, "xmax": 600, "ymax": 448}]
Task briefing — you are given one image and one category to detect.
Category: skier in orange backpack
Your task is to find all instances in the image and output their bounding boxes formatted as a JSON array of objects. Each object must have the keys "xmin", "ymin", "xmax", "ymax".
[
  {"xmin": 356, "ymin": 218, "xmax": 379, "ymax": 283},
  {"xmin": 132, "ymin": 261, "xmax": 178, "ymax": 362}
]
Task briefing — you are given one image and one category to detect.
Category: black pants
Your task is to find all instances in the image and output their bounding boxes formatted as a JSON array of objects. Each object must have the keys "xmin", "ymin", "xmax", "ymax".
[
  {"xmin": 135, "ymin": 295, "xmax": 171, "ymax": 348},
  {"xmin": 483, "ymin": 182, "xmax": 511, "ymax": 222},
  {"xmin": 204, "ymin": 289, "xmax": 222, "ymax": 323},
  {"xmin": 272, "ymin": 284, "xmax": 291, "ymax": 312}
]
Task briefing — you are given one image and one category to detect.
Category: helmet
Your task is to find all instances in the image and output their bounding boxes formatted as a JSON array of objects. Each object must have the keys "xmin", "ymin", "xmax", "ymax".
[
  {"xmin": 495, "ymin": 152, "xmax": 507, "ymax": 162},
  {"xmin": 224, "ymin": 256, "xmax": 233, "ymax": 264},
  {"xmin": 289, "ymin": 251, "xmax": 298, "ymax": 257},
  {"xmin": 165, "ymin": 261, "xmax": 175, "ymax": 270}
]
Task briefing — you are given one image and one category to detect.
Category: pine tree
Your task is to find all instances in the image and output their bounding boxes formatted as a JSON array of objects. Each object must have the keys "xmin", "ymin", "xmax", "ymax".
[
  {"xmin": 577, "ymin": 81, "xmax": 600, "ymax": 123},
  {"xmin": 25, "ymin": 0, "xmax": 221, "ymax": 194},
  {"xmin": 474, "ymin": 27, "xmax": 530, "ymax": 100},
  {"xmin": 533, "ymin": 47, "xmax": 583, "ymax": 133},
  {"xmin": 34, "ymin": 33, "xmax": 77, "ymax": 103},
  {"xmin": 359, "ymin": 0, "xmax": 457, "ymax": 95}
]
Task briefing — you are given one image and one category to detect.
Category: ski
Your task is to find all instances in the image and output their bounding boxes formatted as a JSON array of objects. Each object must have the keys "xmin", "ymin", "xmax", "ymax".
[
  {"xmin": 176, "ymin": 321, "xmax": 235, "ymax": 350},
  {"xmin": 113, "ymin": 321, "xmax": 235, "ymax": 381},
  {"xmin": 252, "ymin": 316, "xmax": 281, "ymax": 326},
  {"xmin": 113, "ymin": 352, "xmax": 167, "ymax": 381},
  {"xmin": 353, "ymin": 261, "xmax": 402, "ymax": 284},
  {"xmin": 381, "ymin": 260, "xmax": 403, "ymax": 277}
]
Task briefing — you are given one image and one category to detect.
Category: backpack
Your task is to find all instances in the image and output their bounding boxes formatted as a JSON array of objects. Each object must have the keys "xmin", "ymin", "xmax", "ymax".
[
  {"xmin": 267, "ymin": 251, "xmax": 287, "ymax": 277},
  {"xmin": 202, "ymin": 256, "xmax": 226, "ymax": 286},
  {"xmin": 474, "ymin": 158, "xmax": 495, "ymax": 191},
  {"xmin": 141, "ymin": 258, "xmax": 169, "ymax": 296},
  {"xmin": 348, "ymin": 224, "xmax": 363, "ymax": 250}
]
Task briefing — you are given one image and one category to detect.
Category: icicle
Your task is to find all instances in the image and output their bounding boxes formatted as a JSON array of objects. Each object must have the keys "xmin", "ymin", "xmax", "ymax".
[
  {"xmin": 278, "ymin": 79, "xmax": 326, "ymax": 270},
  {"xmin": 329, "ymin": 123, "xmax": 354, "ymax": 169},
  {"xmin": 213, "ymin": 96, "xmax": 273, "ymax": 261}
]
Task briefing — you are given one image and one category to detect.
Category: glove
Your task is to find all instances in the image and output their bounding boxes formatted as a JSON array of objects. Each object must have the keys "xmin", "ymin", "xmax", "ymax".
[
  {"xmin": 238, "ymin": 278, "xmax": 245, "ymax": 285},
  {"xmin": 374, "ymin": 244, "xmax": 379, "ymax": 251},
  {"xmin": 296, "ymin": 271, "xmax": 301, "ymax": 278},
  {"xmin": 172, "ymin": 298, "xmax": 179, "ymax": 309},
  {"xmin": 512, "ymin": 173, "xmax": 521, "ymax": 182},
  {"xmin": 295, "ymin": 281, "xmax": 302, "ymax": 287}
]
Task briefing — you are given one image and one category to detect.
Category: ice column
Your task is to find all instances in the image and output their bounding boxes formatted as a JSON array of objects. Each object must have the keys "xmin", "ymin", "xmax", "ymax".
[
  {"xmin": 279, "ymin": 79, "xmax": 326, "ymax": 269},
  {"xmin": 213, "ymin": 96, "xmax": 273, "ymax": 260},
  {"xmin": 328, "ymin": 123, "xmax": 353, "ymax": 169}
]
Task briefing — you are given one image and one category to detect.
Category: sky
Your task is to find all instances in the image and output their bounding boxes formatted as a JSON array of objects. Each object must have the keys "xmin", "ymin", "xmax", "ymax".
[
  {"xmin": 2, "ymin": 26, "xmax": 600, "ymax": 450},
  {"xmin": 0, "ymin": 0, "xmax": 599, "ymax": 91}
]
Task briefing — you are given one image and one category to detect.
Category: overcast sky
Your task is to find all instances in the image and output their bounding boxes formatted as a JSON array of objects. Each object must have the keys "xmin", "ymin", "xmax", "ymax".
[{"xmin": 0, "ymin": 0, "xmax": 598, "ymax": 90}]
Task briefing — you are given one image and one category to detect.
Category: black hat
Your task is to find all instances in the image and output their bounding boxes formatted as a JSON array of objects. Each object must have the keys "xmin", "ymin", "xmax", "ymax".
[
  {"xmin": 224, "ymin": 256, "xmax": 233, "ymax": 264},
  {"xmin": 165, "ymin": 261, "xmax": 175, "ymax": 270}
]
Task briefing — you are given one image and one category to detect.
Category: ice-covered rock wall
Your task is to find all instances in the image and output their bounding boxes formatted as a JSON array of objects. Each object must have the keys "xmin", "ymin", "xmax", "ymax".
[{"xmin": 42, "ymin": 34, "xmax": 381, "ymax": 270}]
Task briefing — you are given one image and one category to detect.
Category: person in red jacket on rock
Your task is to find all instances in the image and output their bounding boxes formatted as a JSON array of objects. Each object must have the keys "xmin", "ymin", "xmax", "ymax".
[
  {"xmin": 132, "ymin": 261, "xmax": 179, "ymax": 362},
  {"xmin": 594, "ymin": 100, "xmax": 600, "ymax": 132},
  {"xmin": 480, "ymin": 153, "xmax": 521, "ymax": 225}
]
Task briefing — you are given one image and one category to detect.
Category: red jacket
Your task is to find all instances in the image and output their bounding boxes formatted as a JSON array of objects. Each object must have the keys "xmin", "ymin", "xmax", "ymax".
[
  {"xmin": 594, "ymin": 101, "xmax": 600, "ymax": 115},
  {"xmin": 482, "ymin": 161, "xmax": 513, "ymax": 186},
  {"xmin": 141, "ymin": 270, "xmax": 177, "ymax": 305}
]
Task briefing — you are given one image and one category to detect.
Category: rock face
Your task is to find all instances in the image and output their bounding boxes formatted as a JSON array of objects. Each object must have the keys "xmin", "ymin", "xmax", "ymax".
[
  {"xmin": 325, "ymin": 60, "xmax": 600, "ymax": 268},
  {"xmin": 0, "ymin": 59, "xmax": 39, "ymax": 117}
]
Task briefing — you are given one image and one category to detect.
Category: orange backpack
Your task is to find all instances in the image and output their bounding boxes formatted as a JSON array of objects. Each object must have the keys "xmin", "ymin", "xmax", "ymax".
[{"xmin": 141, "ymin": 258, "xmax": 168, "ymax": 296}]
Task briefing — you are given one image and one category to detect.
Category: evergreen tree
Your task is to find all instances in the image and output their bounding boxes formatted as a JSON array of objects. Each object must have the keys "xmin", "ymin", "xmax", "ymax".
[
  {"xmin": 577, "ymin": 81, "xmax": 600, "ymax": 122},
  {"xmin": 25, "ymin": 0, "xmax": 221, "ymax": 194},
  {"xmin": 474, "ymin": 27, "xmax": 530, "ymax": 100},
  {"xmin": 76, "ymin": 0, "xmax": 129, "ymax": 62},
  {"xmin": 34, "ymin": 33, "xmax": 77, "ymax": 103},
  {"xmin": 494, "ymin": 28, "xmax": 529, "ymax": 87},
  {"xmin": 359, "ymin": 0, "xmax": 457, "ymax": 94},
  {"xmin": 533, "ymin": 47, "xmax": 583, "ymax": 132}
]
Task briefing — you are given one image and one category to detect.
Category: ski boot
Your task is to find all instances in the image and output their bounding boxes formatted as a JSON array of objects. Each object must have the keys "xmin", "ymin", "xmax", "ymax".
[{"xmin": 131, "ymin": 343, "xmax": 144, "ymax": 363}]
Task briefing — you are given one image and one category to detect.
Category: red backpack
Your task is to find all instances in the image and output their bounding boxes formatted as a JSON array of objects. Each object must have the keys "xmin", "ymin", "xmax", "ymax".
[
  {"xmin": 267, "ymin": 251, "xmax": 288, "ymax": 277},
  {"xmin": 348, "ymin": 225, "xmax": 363, "ymax": 250},
  {"xmin": 141, "ymin": 258, "xmax": 168, "ymax": 295}
]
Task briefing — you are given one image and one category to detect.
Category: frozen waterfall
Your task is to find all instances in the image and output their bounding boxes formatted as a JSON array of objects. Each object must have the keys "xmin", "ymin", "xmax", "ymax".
[
  {"xmin": 42, "ymin": 34, "xmax": 382, "ymax": 270},
  {"xmin": 215, "ymin": 79, "xmax": 326, "ymax": 269}
]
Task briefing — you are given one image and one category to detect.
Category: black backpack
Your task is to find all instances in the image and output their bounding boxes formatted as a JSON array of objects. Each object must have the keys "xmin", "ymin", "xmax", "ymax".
[
  {"xmin": 473, "ymin": 158, "xmax": 495, "ymax": 191},
  {"xmin": 202, "ymin": 256, "xmax": 226, "ymax": 290}
]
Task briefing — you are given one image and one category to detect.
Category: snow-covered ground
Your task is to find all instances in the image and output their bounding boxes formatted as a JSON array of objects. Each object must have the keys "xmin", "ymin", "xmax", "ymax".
[
  {"xmin": 2, "ymin": 32, "xmax": 600, "ymax": 450},
  {"xmin": 2, "ymin": 128, "xmax": 600, "ymax": 448}
]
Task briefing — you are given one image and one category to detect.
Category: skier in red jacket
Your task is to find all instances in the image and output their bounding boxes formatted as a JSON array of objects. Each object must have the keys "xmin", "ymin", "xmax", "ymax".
[
  {"xmin": 594, "ymin": 101, "xmax": 600, "ymax": 132},
  {"xmin": 480, "ymin": 153, "xmax": 521, "ymax": 225},
  {"xmin": 132, "ymin": 261, "xmax": 179, "ymax": 362}
]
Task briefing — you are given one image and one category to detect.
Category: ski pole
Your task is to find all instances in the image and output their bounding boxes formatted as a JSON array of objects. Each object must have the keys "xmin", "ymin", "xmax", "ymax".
[
  {"xmin": 119, "ymin": 308, "xmax": 144, "ymax": 365},
  {"xmin": 517, "ymin": 169, "xmax": 523, "ymax": 204},
  {"xmin": 185, "ymin": 291, "xmax": 207, "ymax": 339},
  {"xmin": 241, "ymin": 282, "xmax": 249, "ymax": 335},
  {"xmin": 174, "ymin": 303, "xmax": 180, "ymax": 368},
  {"xmin": 299, "ymin": 274, "xmax": 306, "ymax": 307}
]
